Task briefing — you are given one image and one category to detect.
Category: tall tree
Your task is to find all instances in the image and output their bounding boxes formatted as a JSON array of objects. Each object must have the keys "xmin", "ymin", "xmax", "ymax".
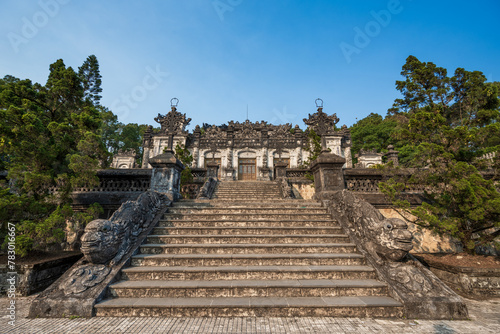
[
  {"xmin": 78, "ymin": 55, "xmax": 102, "ymax": 105},
  {"xmin": 380, "ymin": 56, "xmax": 500, "ymax": 254},
  {"xmin": 0, "ymin": 57, "xmax": 108, "ymax": 255}
]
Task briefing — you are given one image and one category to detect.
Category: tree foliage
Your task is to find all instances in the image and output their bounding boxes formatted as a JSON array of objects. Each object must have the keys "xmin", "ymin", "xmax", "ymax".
[
  {"xmin": 0, "ymin": 57, "xmax": 108, "ymax": 255},
  {"xmin": 78, "ymin": 55, "xmax": 102, "ymax": 105},
  {"xmin": 98, "ymin": 107, "xmax": 153, "ymax": 167},
  {"xmin": 302, "ymin": 129, "xmax": 330, "ymax": 182},
  {"xmin": 349, "ymin": 113, "xmax": 400, "ymax": 163},
  {"xmin": 173, "ymin": 143, "xmax": 193, "ymax": 190},
  {"xmin": 380, "ymin": 55, "xmax": 500, "ymax": 254}
]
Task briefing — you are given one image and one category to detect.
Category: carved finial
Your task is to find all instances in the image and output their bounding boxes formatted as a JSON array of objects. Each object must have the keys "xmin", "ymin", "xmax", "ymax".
[{"xmin": 315, "ymin": 98, "xmax": 323, "ymax": 112}]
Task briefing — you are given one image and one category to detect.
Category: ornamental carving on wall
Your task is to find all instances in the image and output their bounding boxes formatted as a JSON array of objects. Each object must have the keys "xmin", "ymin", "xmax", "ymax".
[
  {"xmin": 303, "ymin": 109, "xmax": 340, "ymax": 135},
  {"xmin": 154, "ymin": 107, "xmax": 192, "ymax": 135}
]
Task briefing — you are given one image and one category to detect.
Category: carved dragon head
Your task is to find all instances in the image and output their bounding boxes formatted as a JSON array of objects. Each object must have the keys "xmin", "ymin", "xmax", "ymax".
[
  {"xmin": 80, "ymin": 219, "xmax": 126, "ymax": 264},
  {"xmin": 371, "ymin": 217, "xmax": 414, "ymax": 261}
]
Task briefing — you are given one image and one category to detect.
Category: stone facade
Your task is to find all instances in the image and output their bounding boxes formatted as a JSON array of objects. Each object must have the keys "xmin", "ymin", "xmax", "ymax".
[
  {"xmin": 141, "ymin": 102, "xmax": 353, "ymax": 179},
  {"xmin": 111, "ymin": 149, "xmax": 137, "ymax": 169},
  {"xmin": 355, "ymin": 149, "xmax": 383, "ymax": 168}
]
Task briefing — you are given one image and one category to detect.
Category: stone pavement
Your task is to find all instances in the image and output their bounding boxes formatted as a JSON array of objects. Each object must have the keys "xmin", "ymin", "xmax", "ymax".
[{"xmin": 1, "ymin": 295, "xmax": 499, "ymax": 333}]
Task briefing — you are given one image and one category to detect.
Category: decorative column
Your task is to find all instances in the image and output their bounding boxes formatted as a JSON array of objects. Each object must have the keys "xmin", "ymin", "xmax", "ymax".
[
  {"xmin": 206, "ymin": 162, "xmax": 219, "ymax": 180},
  {"xmin": 344, "ymin": 146, "xmax": 353, "ymax": 168},
  {"xmin": 224, "ymin": 127, "xmax": 235, "ymax": 181},
  {"xmin": 385, "ymin": 145, "xmax": 399, "ymax": 166},
  {"xmin": 141, "ymin": 126, "xmax": 153, "ymax": 168},
  {"xmin": 192, "ymin": 125, "xmax": 201, "ymax": 168},
  {"xmin": 310, "ymin": 149, "xmax": 346, "ymax": 200},
  {"xmin": 274, "ymin": 161, "xmax": 288, "ymax": 179},
  {"xmin": 294, "ymin": 125, "xmax": 303, "ymax": 166},
  {"xmin": 149, "ymin": 150, "xmax": 184, "ymax": 201}
]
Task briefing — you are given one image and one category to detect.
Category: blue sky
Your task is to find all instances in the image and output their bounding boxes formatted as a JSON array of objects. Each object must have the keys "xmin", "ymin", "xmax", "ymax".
[{"xmin": 1, "ymin": 0, "xmax": 499, "ymax": 130}]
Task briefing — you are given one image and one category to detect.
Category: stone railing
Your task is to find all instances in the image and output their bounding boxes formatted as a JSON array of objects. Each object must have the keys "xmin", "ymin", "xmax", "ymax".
[
  {"xmin": 52, "ymin": 169, "xmax": 152, "ymax": 193},
  {"xmin": 344, "ymin": 169, "xmax": 425, "ymax": 193},
  {"xmin": 190, "ymin": 168, "xmax": 207, "ymax": 181},
  {"xmin": 344, "ymin": 169, "xmax": 383, "ymax": 192},
  {"xmin": 285, "ymin": 168, "xmax": 309, "ymax": 179},
  {"xmin": 181, "ymin": 184, "xmax": 202, "ymax": 199}
]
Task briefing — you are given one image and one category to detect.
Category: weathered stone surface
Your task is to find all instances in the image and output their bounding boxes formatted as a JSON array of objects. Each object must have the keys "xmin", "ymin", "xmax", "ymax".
[
  {"xmin": 197, "ymin": 177, "xmax": 217, "ymax": 199},
  {"xmin": 0, "ymin": 253, "xmax": 82, "ymax": 297},
  {"xmin": 28, "ymin": 191, "xmax": 170, "ymax": 318},
  {"xmin": 149, "ymin": 150, "xmax": 184, "ymax": 200},
  {"xmin": 310, "ymin": 152, "xmax": 346, "ymax": 198},
  {"xmin": 323, "ymin": 190, "xmax": 469, "ymax": 320},
  {"xmin": 277, "ymin": 177, "xmax": 294, "ymax": 199},
  {"xmin": 416, "ymin": 256, "xmax": 500, "ymax": 299}
]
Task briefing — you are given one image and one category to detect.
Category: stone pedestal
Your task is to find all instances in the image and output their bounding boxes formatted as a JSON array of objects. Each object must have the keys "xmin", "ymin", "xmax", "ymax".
[
  {"xmin": 310, "ymin": 150, "xmax": 346, "ymax": 199},
  {"xmin": 206, "ymin": 162, "xmax": 219, "ymax": 180},
  {"xmin": 274, "ymin": 162, "xmax": 288, "ymax": 179},
  {"xmin": 258, "ymin": 167, "xmax": 271, "ymax": 181},
  {"xmin": 149, "ymin": 150, "xmax": 184, "ymax": 201},
  {"xmin": 223, "ymin": 168, "xmax": 235, "ymax": 181}
]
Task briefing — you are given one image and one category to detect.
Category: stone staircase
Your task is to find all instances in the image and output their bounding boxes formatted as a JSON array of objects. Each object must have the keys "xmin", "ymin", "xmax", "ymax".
[
  {"xmin": 211, "ymin": 181, "xmax": 281, "ymax": 200},
  {"xmin": 95, "ymin": 181, "xmax": 403, "ymax": 317}
]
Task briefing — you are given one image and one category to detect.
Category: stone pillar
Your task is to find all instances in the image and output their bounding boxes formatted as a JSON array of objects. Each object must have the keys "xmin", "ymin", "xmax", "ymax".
[
  {"xmin": 385, "ymin": 145, "xmax": 399, "ymax": 166},
  {"xmin": 149, "ymin": 150, "xmax": 184, "ymax": 201},
  {"xmin": 310, "ymin": 150, "xmax": 346, "ymax": 199},
  {"xmin": 274, "ymin": 162, "xmax": 288, "ymax": 179},
  {"xmin": 141, "ymin": 147, "xmax": 151, "ymax": 168},
  {"xmin": 258, "ymin": 167, "xmax": 270, "ymax": 181},
  {"xmin": 206, "ymin": 162, "xmax": 219, "ymax": 180},
  {"xmin": 344, "ymin": 146, "xmax": 353, "ymax": 168}
]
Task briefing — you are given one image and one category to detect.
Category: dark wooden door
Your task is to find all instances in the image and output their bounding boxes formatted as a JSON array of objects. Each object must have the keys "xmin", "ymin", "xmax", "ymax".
[{"xmin": 238, "ymin": 159, "xmax": 256, "ymax": 180}]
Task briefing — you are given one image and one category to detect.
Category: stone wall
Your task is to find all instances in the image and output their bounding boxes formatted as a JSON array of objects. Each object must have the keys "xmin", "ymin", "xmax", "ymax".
[
  {"xmin": 291, "ymin": 182, "xmax": 315, "ymax": 200},
  {"xmin": 0, "ymin": 253, "xmax": 82, "ymax": 296},
  {"xmin": 379, "ymin": 208, "xmax": 461, "ymax": 254}
]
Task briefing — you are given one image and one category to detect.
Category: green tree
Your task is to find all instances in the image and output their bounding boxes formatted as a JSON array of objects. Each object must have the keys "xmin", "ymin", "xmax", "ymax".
[
  {"xmin": 349, "ymin": 113, "xmax": 400, "ymax": 163},
  {"xmin": 78, "ymin": 55, "xmax": 102, "ymax": 105},
  {"xmin": 302, "ymin": 129, "xmax": 330, "ymax": 182},
  {"xmin": 98, "ymin": 114, "xmax": 152, "ymax": 167},
  {"xmin": 173, "ymin": 143, "xmax": 193, "ymax": 190},
  {"xmin": 0, "ymin": 57, "xmax": 108, "ymax": 255},
  {"xmin": 380, "ymin": 56, "xmax": 500, "ymax": 254}
]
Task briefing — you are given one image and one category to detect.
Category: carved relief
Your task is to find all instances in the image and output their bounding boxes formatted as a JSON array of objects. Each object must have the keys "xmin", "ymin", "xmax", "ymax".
[
  {"xmin": 330, "ymin": 190, "xmax": 413, "ymax": 264},
  {"xmin": 63, "ymin": 191, "xmax": 167, "ymax": 295},
  {"xmin": 154, "ymin": 107, "xmax": 191, "ymax": 134},
  {"xmin": 303, "ymin": 109, "xmax": 339, "ymax": 135}
]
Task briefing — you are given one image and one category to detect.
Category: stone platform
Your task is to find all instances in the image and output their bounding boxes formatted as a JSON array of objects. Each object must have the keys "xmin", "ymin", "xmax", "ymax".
[{"xmin": 2, "ymin": 295, "xmax": 499, "ymax": 333}]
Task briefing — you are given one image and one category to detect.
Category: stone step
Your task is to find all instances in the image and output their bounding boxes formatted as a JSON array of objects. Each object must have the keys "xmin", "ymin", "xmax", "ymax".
[
  {"xmin": 152, "ymin": 226, "xmax": 343, "ymax": 235},
  {"xmin": 213, "ymin": 191, "xmax": 280, "ymax": 194},
  {"xmin": 131, "ymin": 253, "xmax": 366, "ymax": 267},
  {"xmin": 108, "ymin": 279, "xmax": 388, "ymax": 298},
  {"xmin": 213, "ymin": 191, "xmax": 280, "ymax": 195},
  {"xmin": 146, "ymin": 234, "xmax": 350, "ymax": 244},
  {"xmin": 140, "ymin": 243, "xmax": 357, "ymax": 255},
  {"xmin": 167, "ymin": 208, "xmax": 328, "ymax": 214},
  {"xmin": 158, "ymin": 219, "xmax": 335, "ymax": 228},
  {"xmin": 121, "ymin": 265, "xmax": 377, "ymax": 281},
  {"xmin": 163, "ymin": 213, "xmax": 332, "ymax": 220},
  {"xmin": 95, "ymin": 296, "xmax": 403, "ymax": 317},
  {"xmin": 216, "ymin": 183, "xmax": 278, "ymax": 187},
  {"xmin": 173, "ymin": 200, "xmax": 322, "ymax": 208},
  {"xmin": 212, "ymin": 196, "xmax": 282, "ymax": 200}
]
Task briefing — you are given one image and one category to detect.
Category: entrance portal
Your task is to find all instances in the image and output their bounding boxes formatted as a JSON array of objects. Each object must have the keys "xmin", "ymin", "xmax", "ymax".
[{"xmin": 238, "ymin": 158, "xmax": 256, "ymax": 180}]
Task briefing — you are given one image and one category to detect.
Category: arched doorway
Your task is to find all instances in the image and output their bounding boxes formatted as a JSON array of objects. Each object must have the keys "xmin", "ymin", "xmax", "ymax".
[{"xmin": 237, "ymin": 151, "xmax": 257, "ymax": 181}]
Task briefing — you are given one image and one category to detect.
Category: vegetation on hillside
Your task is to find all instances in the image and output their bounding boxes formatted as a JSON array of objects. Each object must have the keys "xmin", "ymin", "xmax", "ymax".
[
  {"xmin": 0, "ymin": 56, "xmax": 149, "ymax": 256},
  {"xmin": 373, "ymin": 55, "xmax": 500, "ymax": 254}
]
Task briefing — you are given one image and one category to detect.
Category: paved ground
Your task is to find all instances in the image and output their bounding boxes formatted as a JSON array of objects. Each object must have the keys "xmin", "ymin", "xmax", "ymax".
[{"xmin": 1, "ymin": 295, "xmax": 499, "ymax": 333}]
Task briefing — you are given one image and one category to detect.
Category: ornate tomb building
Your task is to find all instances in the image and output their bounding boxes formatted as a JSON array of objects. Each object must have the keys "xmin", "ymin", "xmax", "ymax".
[{"xmin": 141, "ymin": 98, "xmax": 353, "ymax": 180}]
